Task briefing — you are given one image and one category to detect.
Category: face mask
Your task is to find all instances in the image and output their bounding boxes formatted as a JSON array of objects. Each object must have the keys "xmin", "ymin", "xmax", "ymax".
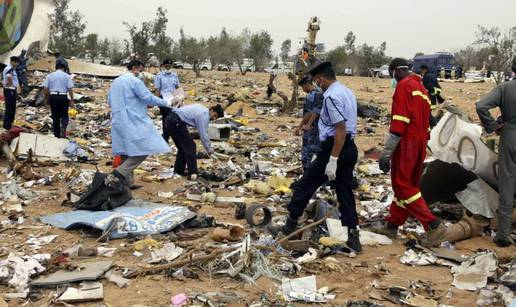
[{"xmin": 315, "ymin": 78, "xmax": 323, "ymax": 91}]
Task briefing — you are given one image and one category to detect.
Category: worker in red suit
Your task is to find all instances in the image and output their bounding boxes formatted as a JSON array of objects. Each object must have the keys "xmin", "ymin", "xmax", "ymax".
[{"xmin": 371, "ymin": 58, "xmax": 446, "ymax": 247}]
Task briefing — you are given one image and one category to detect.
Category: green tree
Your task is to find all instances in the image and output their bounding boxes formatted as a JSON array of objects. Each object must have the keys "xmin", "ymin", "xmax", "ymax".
[
  {"xmin": 99, "ymin": 38, "xmax": 110, "ymax": 58},
  {"xmin": 49, "ymin": 0, "xmax": 86, "ymax": 56},
  {"xmin": 247, "ymin": 31, "xmax": 273, "ymax": 71},
  {"xmin": 151, "ymin": 7, "xmax": 173, "ymax": 61},
  {"xmin": 344, "ymin": 31, "xmax": 356, "ymax": 54},
  {"xmin": 84, "ymin": 33, "xmax": 99, "ymax": 63},
  {"xmin": 475, "ymin": 25, "xmax": 515, "ymax": 84},
  {"xmin": 353, "ymin": 41, "xmax": 389, "ymax": 76},
  {"xmin": 124, "ymin": 19, "xmax": 153, "ymax": 61},
  {"xmin": 280, "ymin": 39, "xmax": 292, "ymax": 62},
  {"xmin": 207, "ymin": 34, "xmax": 221, "ymax": 70},
  {"xmin": 178, "ymin": 28, "xmax": 208, "ymax": 77},
  {"xmin": 326, "ymin": 46, "xmax": 347, "ymax": 75},
  {"xmin": 105, "ymin": 38, "xmax": 127, "ymax": 65}
]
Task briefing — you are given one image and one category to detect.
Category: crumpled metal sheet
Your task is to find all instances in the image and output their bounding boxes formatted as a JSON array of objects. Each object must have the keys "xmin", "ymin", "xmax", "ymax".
[{"xmin": 428, "ymin": 112, "xmax": 498, "ymax": 188}]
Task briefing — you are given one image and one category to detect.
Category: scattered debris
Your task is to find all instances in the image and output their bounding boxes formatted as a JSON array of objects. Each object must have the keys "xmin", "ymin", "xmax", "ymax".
[
  {"xmin": 105, "ymin": 270, "xmax": 131, "ymax": 288},
  {"xmin": 451, "ymin": 252, "xmax": 497, "ymax": 291},
  {"xmin": 58, "ymin": 281, "xmax": 104, "ymax": 303},
  {"xmin": 281, "ymin": 275, "xmax": 335, "ymax": 303},
  {"xmin": 31, "ymin": 261, "xmax": 113, "ymax": 287}
]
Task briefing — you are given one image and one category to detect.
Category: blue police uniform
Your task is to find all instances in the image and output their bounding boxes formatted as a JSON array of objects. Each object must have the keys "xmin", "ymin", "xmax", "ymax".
[
  {"xmin": 43, "ymin": 69, "xmax": 74, "ymax": 138},
  {"xmin": 287, "ymin": 81, "xmax": 359, "ymax": 230},
  {"xmin": 16, "ymin": 54, "xmax": 28, "ymax": 93},
  {"xmin": 165, "ymin": 104, "xmax": 212, "ymax": 176},
  {"xmin": 154, "ymin": 71, "xmax": 180, "ymax": 141},
  {"xmin": 2, "ymin": 65, "xmax": 19, "ymax": 129},
  {"xmin": 301, "ymin": 89, "xmax": 323, "ymax": 169}
]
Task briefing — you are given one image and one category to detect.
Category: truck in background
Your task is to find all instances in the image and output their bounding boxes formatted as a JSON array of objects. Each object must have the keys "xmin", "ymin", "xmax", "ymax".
[{"xmin": 412, "ymin": 52, "xmax": 458, "ymax": 79}]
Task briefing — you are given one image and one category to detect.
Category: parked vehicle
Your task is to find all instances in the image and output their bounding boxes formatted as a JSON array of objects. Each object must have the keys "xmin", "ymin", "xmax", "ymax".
[
  {"xmin": 173, "ymin": 61, "xmax": 211, "ymax": 71},
  {"xmin": 173, "ymin": 61, "xmax": 193, "ymax": 70},
  {"xmin": 199, "ymin": 61, "xmax": 212, "ymax": 71},
  {"xmin": 378, "ymin": 65, "xmax": 390, "ymax": 78},
  {"xmin": 217, "ymin": 59, "xmax": 255, "ymax": 73},
  {"xmin": 265, "ymin": 61, "xmax": 293, "ymax": 73},
  {"xmin": 412, "ymin": 52, "xmax": 457, "ymax": 79}
]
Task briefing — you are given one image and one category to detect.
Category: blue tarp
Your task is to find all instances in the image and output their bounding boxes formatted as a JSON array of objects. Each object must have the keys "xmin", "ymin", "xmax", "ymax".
[{"xmin": 40, "ymin": 200, "xmax": 196, "ymax": 239}]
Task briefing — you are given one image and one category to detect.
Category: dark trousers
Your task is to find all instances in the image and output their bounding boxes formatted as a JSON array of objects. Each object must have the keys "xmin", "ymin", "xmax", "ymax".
[
  {"xmin": 49, "ymin": 95, "xmax": 70, "ymax": 138},
  {"xmin": 3, "ymin": 88, "xmax": 17, "ymax": 130},
  {"xmin": 165, "ymin": 112, "xmax": 198, "ymax": 175},
  {"xmin": 287, "ymin": 135, "xmax": 359, "ymax": 228},
  {"xmin": 159, "ymin": 106, "xmax": 171, "ymax": 142}
]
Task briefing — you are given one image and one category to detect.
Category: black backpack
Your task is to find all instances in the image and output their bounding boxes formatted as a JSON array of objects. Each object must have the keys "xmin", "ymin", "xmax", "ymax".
[{"xmin": 74, "ymin": 171, "xmax": 132, "ymax": 211}]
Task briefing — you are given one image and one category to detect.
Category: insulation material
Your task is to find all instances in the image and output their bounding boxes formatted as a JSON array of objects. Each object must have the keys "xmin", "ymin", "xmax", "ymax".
[
  {"xmin": 10, "ymin": 133, "xmax": 69, "ymax": 161},
  {"xmin": 428, "ymin": 112, "xmax": 498, "ymax": 188},
  {"xmin": 0, "ymin": 0, "xmax": 55, "ymax": 63},
  {"xmin": 455, "ymin": 178, "xmax": 499, "ymax": 218}
]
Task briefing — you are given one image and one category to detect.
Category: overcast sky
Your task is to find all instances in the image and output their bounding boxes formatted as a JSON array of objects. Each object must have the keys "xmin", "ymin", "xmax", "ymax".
[{"xmin": 71, "ymin": 0, "xmax": 516, "ymax": 58}]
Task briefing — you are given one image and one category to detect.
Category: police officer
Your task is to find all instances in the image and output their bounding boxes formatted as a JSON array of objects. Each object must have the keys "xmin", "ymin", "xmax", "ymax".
[
  {"xmin": 295, "ymin": 75, "xmax": 323, "ymax": 170},
  {"xmin": 2, "ymin": 56, "xmax": 20, "ymax": 130},
  {"xmin": 419, "ymin": 64, "xmax": 445, "ymax": 127},
  {"xmin": 16, "ymin": 49, "xmax": 29, "ymax": 96},
  {"xmin": 165, "ymin": 104, "xmax": 224, "ymax": 181},
  {"xmin": 155, "ymin": 58, "xmax": 181, "ymax": 142},
  {"xmin": 476, "ymin": 56, "xmax": 516, "ymax": 247},
  {"xmin": 43, "ymin": 63, "xmax": 75, "ymax": 138},
  {"xmin": 54, "ymin": 52, "xmax": 70, "ymax": 74},
  {"xmin": 269, "ymin": 62, "xmax": 362, "ymax": 252}
]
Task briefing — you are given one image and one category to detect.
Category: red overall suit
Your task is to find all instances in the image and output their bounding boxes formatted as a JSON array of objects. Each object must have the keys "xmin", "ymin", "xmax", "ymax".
[{"xmin": 386, "ymin": 74, "xmax": 437, "ymax": 230}]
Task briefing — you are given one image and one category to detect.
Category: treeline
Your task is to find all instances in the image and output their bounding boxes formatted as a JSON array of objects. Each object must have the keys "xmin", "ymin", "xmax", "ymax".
[
  {"xmin": 49, "ymin": 0, "xmax": 515, "ymax": 81},
  {"xmin": 453, "ymin": 25, "xmax": 514, "ymax": 83},
  {"xmin": 48, "ymin": 0, "xmax": 391, "ymax": 77},
  {"xmin": 326, "ymin": 31, "xmax": 390, "ymax": 76},
  {"xmin": 49, "ymin": 1, "xmax": 277, "ymax": 76}
]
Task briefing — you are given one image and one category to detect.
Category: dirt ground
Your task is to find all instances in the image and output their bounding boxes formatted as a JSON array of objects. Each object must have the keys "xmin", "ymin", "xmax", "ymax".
[{"xmin": 0, "ymin": 70, "xmax": 514, "ymax": 307}]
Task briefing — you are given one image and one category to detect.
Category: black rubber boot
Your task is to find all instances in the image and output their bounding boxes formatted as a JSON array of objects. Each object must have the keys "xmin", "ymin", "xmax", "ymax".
[
  {"xmin": 267, "ymin": 216, "xmax": 298, "ymax": 237},
  {"xmin": 347, "ymin": 228, "xmax": 362, "ymax": 253}
]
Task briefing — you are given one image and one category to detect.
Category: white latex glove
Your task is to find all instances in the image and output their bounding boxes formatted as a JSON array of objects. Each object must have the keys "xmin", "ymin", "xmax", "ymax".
[
  {"xmin": 325, "ymin": 156, "xmax": 338, "ymax": 181},
  {"xmin": 165, "ymin": 97, "xmax": 174, "ymax": 107}
]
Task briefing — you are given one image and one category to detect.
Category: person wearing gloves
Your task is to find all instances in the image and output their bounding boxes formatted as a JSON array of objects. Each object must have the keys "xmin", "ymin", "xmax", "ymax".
[
  {"xmin": 268, "ymin": 62, "xmax": 361, "ymax": 252},
  {"xmin": 165, "ymin": 103, "xmax": 224, "ymax": 181},
  {"xmin": 108, "ymin": 60, "xmax": 174, "ymax": 189},
  {"xmin": 371, "ymin": 58, "xmax": 446, "ymax": 247}
]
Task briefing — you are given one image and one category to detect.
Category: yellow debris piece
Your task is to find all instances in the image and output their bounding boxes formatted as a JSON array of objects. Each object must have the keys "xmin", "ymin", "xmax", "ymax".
[{"xmin": 134, "ymin": 238, "xmax": 162, "ymax": 251}]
